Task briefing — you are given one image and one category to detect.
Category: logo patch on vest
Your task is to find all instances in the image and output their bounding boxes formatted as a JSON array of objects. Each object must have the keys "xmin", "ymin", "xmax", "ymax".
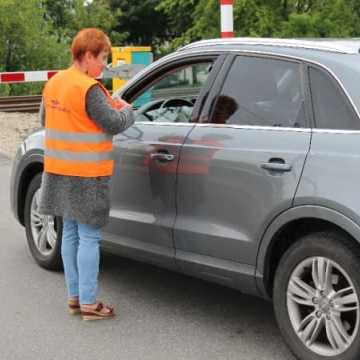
[{"xmin": 49, "ymin": 99, "xmax": 69, "ymax": 113}]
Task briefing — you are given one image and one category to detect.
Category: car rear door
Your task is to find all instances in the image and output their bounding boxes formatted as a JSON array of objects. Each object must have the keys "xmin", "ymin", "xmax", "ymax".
[
  {"xmin": 101, "ymin": 55, "xmax": 225, "ymax": 269},
  {"xmin": 174, "ymin": 54, "xmax": 312, "ymax": 291}
]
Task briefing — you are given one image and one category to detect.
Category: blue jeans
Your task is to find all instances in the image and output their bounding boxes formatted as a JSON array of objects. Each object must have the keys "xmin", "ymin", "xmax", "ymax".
[{"xmin": 61, "ymin": 218, "xmax": 101, "ymax": 304}]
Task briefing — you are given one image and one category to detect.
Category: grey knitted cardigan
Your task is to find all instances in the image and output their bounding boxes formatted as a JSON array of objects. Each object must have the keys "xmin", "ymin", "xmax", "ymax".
[{"xmin": 38, "ymin": 84, "xmax": 135, "ymax": 228}]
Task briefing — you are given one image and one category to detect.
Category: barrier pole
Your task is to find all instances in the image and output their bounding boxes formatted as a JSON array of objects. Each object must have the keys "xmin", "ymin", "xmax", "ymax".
[{"xmin": 220, "ymin": 0, "xmax": 234, "ymax": 38}]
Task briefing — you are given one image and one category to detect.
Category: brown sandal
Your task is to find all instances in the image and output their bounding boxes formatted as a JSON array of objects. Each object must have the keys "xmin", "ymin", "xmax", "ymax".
[
  {"xmin": 68, "ymin": 298, "xmax": 81, "ymax": 315},
  {"xmin": 81, "ymin": 302, "xmax": 115, "ymax": 321}
]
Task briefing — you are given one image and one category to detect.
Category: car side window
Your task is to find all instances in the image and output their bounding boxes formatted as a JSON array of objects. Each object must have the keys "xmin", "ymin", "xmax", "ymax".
[
  {"xmin": 309, "ymin": 66, "xmax": 360, "ymax": 130},
  {"xmin": 210, "ymin": 56, "xmax": 306, "ymax": 128},
  {"xmin": 132, "ymin": 62, "xmax": 213, "ymax": 123}
]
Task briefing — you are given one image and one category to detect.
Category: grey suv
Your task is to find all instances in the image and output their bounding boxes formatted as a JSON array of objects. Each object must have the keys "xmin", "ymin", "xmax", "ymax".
[{"xmin": 10, "ymin": 38, "xmax": 360, "ymax": 360}]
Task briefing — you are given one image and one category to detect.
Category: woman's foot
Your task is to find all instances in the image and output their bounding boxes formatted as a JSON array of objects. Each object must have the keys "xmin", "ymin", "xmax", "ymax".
[
  {"xmin": 80, "ymin": 301, "xmax": 115, "ymax": 321},
  {"xmin": 68, "ymin": 296, "xmax": 80, "ymax": 315}
]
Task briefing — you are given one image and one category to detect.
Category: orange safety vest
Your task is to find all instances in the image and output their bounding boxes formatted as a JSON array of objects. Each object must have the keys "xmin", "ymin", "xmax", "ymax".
[{"xmin": 43, "ymin": 65, "xmax": 121, "ymax": 177}]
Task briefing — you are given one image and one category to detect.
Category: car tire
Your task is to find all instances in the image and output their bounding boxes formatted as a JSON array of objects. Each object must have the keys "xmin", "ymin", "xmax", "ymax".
[
  {"xmin": 273, "ymin": 231, "xmax": 360, "ymax": 360},
  {"xmin": 24, "ymin": 172, "xmax": 63, "ymax": 271}
]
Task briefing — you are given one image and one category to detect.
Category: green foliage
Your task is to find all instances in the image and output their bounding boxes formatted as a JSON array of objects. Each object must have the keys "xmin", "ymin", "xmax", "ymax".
[
  {"xmin": 277, "ymin": 0, "xmax": 360, "ymax": 37},
  {"xmin": 0, "ymin": 0, "xmax": 70, "ymax": 71},
  {"xmin": 156, "ymin": 0, "xmax": 199, "ymax": 39},
  {"xmin": 43, "ymin": 0, "xmax": 126, "ymax": 45},
  {"xmin": 109, "ymin": 0, "xmax": 169, "ymax": 48},
  {"xmin": 0, "ymin": 0, "xmax": 124, "ymax": 95},
  {"xmin": 0, "ymin": 0, "xmax": 70, "ymax": 95},
  {"xmin": 157, "ymin": 0, "xmax": 360, "ymax": 48},
  {"xmin": 2, "ymin": 0, "xmax": 360, "ymax": 95}
]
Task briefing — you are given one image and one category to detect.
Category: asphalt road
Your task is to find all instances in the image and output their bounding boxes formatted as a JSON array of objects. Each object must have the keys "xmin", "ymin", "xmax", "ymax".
[{"xmin": 0, "ymin": 153, "xmax": 296, "ymax": 360}]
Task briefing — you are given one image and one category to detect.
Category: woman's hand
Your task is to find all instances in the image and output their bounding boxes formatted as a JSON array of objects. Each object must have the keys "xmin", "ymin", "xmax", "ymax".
[{"xmin": 112, "ymin": 97, "xmax": 131, "ymax": 110}]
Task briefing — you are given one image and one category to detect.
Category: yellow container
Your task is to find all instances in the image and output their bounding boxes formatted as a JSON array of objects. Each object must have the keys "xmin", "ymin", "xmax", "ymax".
[{"xmin": 111, "ymin": 46, "xmax": 152, "ymax": 91}]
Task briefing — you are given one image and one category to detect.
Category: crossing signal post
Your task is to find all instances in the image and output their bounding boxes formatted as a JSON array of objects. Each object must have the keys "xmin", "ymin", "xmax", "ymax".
[{"xmin": 220, "ymin": 0, "xmax": 234, "ymax": 38}]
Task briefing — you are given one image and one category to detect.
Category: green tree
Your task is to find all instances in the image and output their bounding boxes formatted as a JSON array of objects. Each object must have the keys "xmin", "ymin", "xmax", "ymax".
[
  {"xmin": 0, "ymin": 0, "xmax": 125, "ymax": 95},
  {"xmin": 0, "ymin": 0, "xmax": 70, "ymax": 95},
  {"xmin": 157, "ymin": 0, "xmax": 360, "ymax": 49},
  {"xmin": 156, "ymin": 0, "xmax": 199, "ymax": 39},
  {"xmin": 43, "ymin": 0, "xmax": 126, "ymax": 44},
  {"xmin": 3, "ymin": 0, "xmax": 360, "ymax": 96},
  {"xmin": 109, "ymin": 0, "xmax": 170, "ymax": 48},
  {"xmin": 278, "ymin": 0, "xmax": 360, "ymax": 37}
]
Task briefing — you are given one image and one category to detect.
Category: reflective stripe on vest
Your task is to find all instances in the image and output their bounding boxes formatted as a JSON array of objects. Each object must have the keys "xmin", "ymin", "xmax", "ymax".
[
  {"xmin": 43, "ymin": 66, "xmax": 114, "ymax": 177},
  {"xmin": 46, "ymin": 129, "xmax": 112, "ymax": 143},
  {"xmin": 45, "ymin": 149, "xmax": 113, "ymax": 161}
]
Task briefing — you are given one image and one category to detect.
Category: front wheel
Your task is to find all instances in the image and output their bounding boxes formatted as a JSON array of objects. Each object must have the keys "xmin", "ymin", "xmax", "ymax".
[
  {"xmin": 24, "ymin": 172, "xmax": 63, "ymax": 271},
  {"xmin": 273, "ymin": 232, "xmax": 360, "ymax": 360}
]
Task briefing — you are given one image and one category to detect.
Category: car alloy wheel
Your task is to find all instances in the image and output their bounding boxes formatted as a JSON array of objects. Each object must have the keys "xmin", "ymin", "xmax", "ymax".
[
  {"xmin": 287, "ymin": 256, "xmax": 359, "ymax": 357},
  {"xmin": 30, "ymin": 188, "xmax": 58, "ymax": 257},
  {"xmin": 274, "ymin": 232, "xmax": 360, "ymax": 360},
  {"xmin": 24, "ymin": 172, "xmax": 63, "ymax": 270}
]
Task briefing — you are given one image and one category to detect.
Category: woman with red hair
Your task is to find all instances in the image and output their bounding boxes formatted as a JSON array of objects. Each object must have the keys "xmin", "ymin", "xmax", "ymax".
[{"xmin": 39, "ymin": 28, "xmax": 134, "ymax": 320}]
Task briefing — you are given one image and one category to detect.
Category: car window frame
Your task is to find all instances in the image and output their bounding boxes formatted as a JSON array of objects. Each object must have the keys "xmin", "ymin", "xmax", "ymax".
[
  {"xmin": 199, "ymin": 52, "xmax": 311, "ymax": 129},
  {"xmin": 121, "ymin": 54, "xmax": 227, "ymax": 124},
  {"xmin": 306, "ymin": 63, "xmax": 360, "ymax": 130}
]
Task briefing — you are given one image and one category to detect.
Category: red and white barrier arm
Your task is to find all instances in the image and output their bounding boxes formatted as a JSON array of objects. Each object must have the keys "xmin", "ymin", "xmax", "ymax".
[
  {"xmin": 0, "ymin": 64, "xmax": 143, "ymax": 84},
  {"xmin": 0, "ymin": 70, "xmax": 58, "ymax": 84},
  {"xmin": 220, "ymin": 0, "xmax": 234, "ymax": 38}
]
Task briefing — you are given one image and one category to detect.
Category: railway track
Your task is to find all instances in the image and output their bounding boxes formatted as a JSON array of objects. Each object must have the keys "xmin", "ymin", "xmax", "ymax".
[{"xmin": 0, "ymin": 95, "xmax": 42, "ymax": 113}]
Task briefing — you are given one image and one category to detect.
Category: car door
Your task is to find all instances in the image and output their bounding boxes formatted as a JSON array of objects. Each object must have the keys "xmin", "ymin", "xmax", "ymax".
[
  {"xmin": 101, "ymin": 55, "xmax": 225, "ymax": 269},
  {"xmin": 174, "ymin": 54, "xmax": 312, "ymax": 291}
]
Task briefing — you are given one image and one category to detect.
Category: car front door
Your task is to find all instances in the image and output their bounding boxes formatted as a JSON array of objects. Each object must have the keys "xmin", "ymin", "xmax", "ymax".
[
  {"xmin": 174, "ymin": 54, "xmax": 312, "ymax": 292},
  {"xmin": 102, "ymin": 55, "xmax": 224, "ymax": 269}
]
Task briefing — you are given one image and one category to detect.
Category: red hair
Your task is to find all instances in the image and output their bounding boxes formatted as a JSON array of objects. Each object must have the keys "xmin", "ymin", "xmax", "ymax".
[{"xmin": 71, "ymin": 28, "xmax": 111, "ymax": 61}]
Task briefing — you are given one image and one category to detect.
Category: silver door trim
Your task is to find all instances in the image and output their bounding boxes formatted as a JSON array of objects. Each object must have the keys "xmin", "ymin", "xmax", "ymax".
[
  {"xmin": 135, "ymin": 121, "xmax": 195, "ymax": 127},
  {"xmin": 195, "ymin": 124, "xmax": 312, "ymax": 132},
  {"xmin": 135, "ymin": 121, "xmax": 311, "ymax": 132},
  {"xmin": 135, "ymin": 121, "xmax": 360, "ymax": 134},
  {"xmin": 312, "ymin": 128, "xmax": 360, "ymax": 134}
]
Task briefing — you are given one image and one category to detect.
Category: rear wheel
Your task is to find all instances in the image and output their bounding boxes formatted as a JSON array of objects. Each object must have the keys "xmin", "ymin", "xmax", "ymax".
[
  {"xmin": 24, "ymin": 172, "xmax": 63, "ymax": 271},
  {"xmin": 273, "ymin": 232, "xmax": 360, "ymax": 360}
]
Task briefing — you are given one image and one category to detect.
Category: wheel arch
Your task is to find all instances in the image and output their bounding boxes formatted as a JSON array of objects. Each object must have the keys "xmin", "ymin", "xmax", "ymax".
[
  {"xmin": 256, "ymin": 206, "xmax": 360, "ymax": 299},
  {"xmin": 17, "ymin": 152, "xmax": 43, "ymax": 226}
]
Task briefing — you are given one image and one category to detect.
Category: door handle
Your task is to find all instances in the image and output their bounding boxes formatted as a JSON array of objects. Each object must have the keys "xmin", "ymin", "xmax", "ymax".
[
  {"xmin": 261, "ymin": 158, "xmax": 292, "ymax": 172},
  {"xmin": 150, "ymin": 153, "xmax": 176, "ymax": 162}
]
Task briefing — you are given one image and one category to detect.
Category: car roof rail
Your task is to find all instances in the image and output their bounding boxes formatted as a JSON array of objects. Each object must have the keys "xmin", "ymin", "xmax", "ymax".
[{"xmin": 177, "ymin": 38, "xmax": 360, "ymax": 54}]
